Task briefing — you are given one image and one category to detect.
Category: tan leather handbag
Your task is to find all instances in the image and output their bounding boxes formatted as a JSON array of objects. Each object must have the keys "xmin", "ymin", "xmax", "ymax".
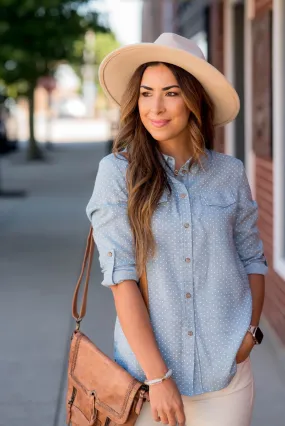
[{"xmin": 66, "ymin": 226, "xmax": 150, "ymax": 426}]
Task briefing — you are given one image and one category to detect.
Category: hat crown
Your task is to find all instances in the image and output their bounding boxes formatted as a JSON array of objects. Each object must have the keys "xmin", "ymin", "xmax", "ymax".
[{"xmin": 154, "ymin": 33, "xmax": 205, "ymax": 61}]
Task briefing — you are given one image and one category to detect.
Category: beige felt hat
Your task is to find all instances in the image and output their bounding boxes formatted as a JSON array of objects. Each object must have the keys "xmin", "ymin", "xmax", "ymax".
[{"xmin": 98, "ymin": 32, "xmax": 240, "ymax": 127}]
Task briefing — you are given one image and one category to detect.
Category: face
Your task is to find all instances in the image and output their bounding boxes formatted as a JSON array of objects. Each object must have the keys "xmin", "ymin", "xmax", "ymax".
[{"xmin": 138, "ymin": 64, "xmax": 190, "ymax": 143}]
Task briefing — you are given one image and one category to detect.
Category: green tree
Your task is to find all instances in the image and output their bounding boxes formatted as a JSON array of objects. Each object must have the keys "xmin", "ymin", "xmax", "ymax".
[
  {"xmin": 72, "ymin": 31, "xmax": 121, "ymax": 95},
  {"xmin": 94, "ymin": 32, "xmax": 121, "ymax": 65},
  {"xmin": 0, "ymin": 0, "xmax": 109, "ymax": 159},
  {"xmin": 94, "ymin": 32, "xmax": 121, "ymax": 96}
]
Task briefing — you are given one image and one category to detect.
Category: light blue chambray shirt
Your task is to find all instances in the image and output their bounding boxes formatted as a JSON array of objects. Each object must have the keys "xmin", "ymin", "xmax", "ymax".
[{"xmin": 86, "ymin": 148, "xmax": 268, "ymax": 397}]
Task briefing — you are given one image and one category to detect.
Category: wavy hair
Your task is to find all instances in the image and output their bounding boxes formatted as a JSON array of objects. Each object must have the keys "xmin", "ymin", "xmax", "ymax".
[{"xmin": 112, "ymin": 62, "xmax": 214, "ymax": 278}]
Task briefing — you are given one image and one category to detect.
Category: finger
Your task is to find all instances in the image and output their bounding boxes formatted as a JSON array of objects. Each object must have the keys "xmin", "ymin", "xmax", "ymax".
[
  {"xmin": 151, "ymin": 408, "xmax": 161, "ymax": 423},
  {"xmin": 159, "ymin": 413, "xmax": 169, "ymax": 425},
  {"xmin": 176, "ymin": 407, "xmax": 186, "ymax": 426},
  {"xmin": 166, "ymin": 411, "xmax": 177, "ymax": 426}
]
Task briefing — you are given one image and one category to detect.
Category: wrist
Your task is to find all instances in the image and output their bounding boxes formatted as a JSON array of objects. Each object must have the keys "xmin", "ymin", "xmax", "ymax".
[
  {"xmin": 246, "ymin": 331, "xmax": 256, "ymax": 344},
  {"xmin": 144, "ymin": 368, "xmax": 173, "ymax": 386},
  {"xmin": 144, "ymin": 364, "xmax": 168, "ymax": 381},
  {"xmin": 247, "ymin": 324, "xmax": 264, "ymax": 345}
]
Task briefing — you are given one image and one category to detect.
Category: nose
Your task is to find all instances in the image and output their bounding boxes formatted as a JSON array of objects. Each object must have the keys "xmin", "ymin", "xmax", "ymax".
[{"xmin": 149, "ymin": 95, "xmax": 166, "ymax": 115}]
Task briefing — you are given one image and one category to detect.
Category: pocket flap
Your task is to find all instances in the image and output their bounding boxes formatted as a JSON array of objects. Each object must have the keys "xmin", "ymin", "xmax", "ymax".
[{"xmin": 200, "ymin": 191, "xmax": 236, "ymax": 207}]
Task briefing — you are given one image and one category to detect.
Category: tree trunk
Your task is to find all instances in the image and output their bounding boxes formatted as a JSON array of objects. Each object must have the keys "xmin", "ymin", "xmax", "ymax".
[{"xmin": 27, "ymin": 83, "xmax": 44, "ymax": 160}]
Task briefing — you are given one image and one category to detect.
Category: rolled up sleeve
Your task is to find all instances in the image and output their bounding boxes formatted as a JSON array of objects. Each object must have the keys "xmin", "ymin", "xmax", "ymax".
[
  {"xmin": 233, "ymin": 161, "xmax": 268, "ymax": 276},
  {"xmin": 86, "ymin": 156, "xmax": 139, "ymax": 287}
]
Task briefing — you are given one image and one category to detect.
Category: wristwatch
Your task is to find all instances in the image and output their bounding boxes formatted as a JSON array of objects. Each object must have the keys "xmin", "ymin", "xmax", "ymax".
[{"xmin": 247, "ymin": 325, "xmax": 264, "ymax": 345}]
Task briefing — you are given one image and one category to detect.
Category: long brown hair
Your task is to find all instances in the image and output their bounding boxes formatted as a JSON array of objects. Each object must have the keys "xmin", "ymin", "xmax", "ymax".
[{"xmin": 112, "ymin": 61, "xmax": 214, "ymax": 278}]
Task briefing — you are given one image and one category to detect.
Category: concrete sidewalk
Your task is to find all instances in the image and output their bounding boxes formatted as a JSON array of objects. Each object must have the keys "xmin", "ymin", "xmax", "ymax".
[{"xmin": 0, "ymin": 142, "xmax": 284, "ymax": 426}]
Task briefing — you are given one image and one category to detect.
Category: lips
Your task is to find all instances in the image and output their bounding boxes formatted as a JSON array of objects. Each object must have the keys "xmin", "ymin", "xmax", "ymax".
[{"xmin": 150, "ymin": 119, "xmax": 170, "ymax": 128}]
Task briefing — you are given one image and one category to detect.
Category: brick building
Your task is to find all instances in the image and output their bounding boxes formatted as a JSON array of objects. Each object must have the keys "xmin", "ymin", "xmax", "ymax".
[{"xmin": 141, "ymin": 0, "xmax": 285, "ymax": 354}]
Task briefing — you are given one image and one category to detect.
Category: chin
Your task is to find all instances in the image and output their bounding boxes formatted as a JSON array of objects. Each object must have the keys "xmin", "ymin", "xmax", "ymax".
[
  {"xmin": 146, "ymin": 127, "xmax": 171, "ymax": 137},
  {"xmin": 150, "ymin": 132, "xmax": 176, "ymax": 142}
]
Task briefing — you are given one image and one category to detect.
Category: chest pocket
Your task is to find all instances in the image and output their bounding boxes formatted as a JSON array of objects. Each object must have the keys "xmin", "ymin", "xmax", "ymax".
[
  {"xmin": 199, "ymin": 190, "xmax": 237, "ymax": 228},
  {"xmin": 200, "ymin": 191, "xmax": 236, "ymax": 207}
]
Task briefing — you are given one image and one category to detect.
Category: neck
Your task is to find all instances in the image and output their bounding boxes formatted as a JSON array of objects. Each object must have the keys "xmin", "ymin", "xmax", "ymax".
[{"xmin": 158, "ymin": 134, "xmax": 194, "ymax": 170}]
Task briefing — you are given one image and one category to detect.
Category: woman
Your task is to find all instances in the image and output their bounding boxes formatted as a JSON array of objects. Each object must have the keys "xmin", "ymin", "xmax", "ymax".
[{"xmin": 86, "ymin": 33, "xmax": 268, "ymax": 426}]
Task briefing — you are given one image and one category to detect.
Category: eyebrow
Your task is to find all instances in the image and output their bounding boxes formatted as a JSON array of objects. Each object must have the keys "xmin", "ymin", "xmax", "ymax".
[{"xmin": 140, "ymin": 85, "xmax": 180, "ymax": 91}]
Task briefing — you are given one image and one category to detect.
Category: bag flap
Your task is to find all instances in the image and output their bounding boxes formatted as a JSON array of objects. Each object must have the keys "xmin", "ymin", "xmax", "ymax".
[{"xmin": 69, "ymin": 331, "xmax": 143, "ymax": 424}]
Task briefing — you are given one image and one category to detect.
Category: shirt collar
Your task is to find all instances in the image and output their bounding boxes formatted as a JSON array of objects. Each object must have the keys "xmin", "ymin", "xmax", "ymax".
[
  {"xmin": 160, "ymin": 148, "xmax": 212, "ymax": 175},
  {"xmin": 119, "ymin": 147, "xmax": 212, "ymax": 174}
]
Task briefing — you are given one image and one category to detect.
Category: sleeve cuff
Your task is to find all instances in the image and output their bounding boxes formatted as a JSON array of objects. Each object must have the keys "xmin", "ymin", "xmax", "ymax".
[
  {"xmin": 101, "ymin": 265, "xmax": 139, "ymax": 287},
  {"xmin": 244, "ymin": 262, "xmax": 268, "ymax": 276}
]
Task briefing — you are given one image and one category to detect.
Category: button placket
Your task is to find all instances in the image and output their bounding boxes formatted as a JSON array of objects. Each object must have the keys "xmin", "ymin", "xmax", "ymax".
[
  {"xmin": 178, "ymin": 183, "xmax": 195, "ymax": 359},
  {"xmin": 171, "ymin": 177, "xmax": 195, "ymax": 393},
  {"xmin": 185, "ymin": 204, "xmax": 196, "ymax": 379}
]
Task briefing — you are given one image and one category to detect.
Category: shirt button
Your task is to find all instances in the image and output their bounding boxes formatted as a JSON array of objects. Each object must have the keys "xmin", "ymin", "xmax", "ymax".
[
  {"xmin": 174, "ymin": 169, "xmax": 179, "ymax": 175},
  {"xmin": 107, "ymin": 252, "xmax": 113, "ymax": 257},
  {"xmin": 182, "ymin": 169, "xmax": 187, "ymax": 175},
  {"xmin": 186, "ymin": 293, "xmax": 191, "ymax": 298},
  {"xmin": 185, "ymin": 257, "xmax": 191, "ymax": 263},
  {"xmin": 184, "ymin": 223, "xmax": 190, "ymax": 228},
  {"xmin": 188, "ymin": 331, "xmax": 193, "ymax": 336},
  {"xmin": 180, "ymin": 193, "xmax": 187, "ymax": 199}
]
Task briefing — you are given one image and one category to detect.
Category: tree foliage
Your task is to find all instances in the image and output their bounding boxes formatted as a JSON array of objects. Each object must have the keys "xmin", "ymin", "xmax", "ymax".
[
  {"xmin": 0, "ymin": 0, "xmax": 109, "ymax": 87},
  {"xmin": 0, "ymin": 0, "xmax": 110, "ymax": 158},
  {"xmin": 94, "ymin": 32, "xmax": 121, "ymax": 66}
]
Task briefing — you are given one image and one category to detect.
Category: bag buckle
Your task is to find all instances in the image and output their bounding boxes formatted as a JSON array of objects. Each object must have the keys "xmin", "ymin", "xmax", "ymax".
[{"xmin": 75, "ymin": 318, "xmax": 82, "ymax": 331}]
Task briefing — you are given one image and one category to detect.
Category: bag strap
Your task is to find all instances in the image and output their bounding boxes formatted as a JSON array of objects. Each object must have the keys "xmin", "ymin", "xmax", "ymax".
[{"xmin": 72, "ymin": 228, "xmax": 149, "ymax": 328}]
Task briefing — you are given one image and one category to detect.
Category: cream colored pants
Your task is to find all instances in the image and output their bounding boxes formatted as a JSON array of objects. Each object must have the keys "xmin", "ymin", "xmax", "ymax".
[{"xmin": 136, "ymin": 357, "xmax": 255, "ymax": 426}]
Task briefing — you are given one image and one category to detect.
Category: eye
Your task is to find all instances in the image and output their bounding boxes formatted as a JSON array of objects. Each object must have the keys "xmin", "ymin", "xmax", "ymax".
[
  {"xmin": 140, "ymin": 91, "xmax": 151, "ymax": 97},
  {"xmin": 166, "ymin": 92, "xmax": 178, "ymax": 96},
  {"xmin": 140, "ymin": 91, "xmax": 179, "ymax": 97}
]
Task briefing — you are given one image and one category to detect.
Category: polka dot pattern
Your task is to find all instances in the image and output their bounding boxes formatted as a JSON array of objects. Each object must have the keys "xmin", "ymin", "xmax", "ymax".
[{"xmin": 86, "ymin": 148, "xmax": 268, "ymax": 397}]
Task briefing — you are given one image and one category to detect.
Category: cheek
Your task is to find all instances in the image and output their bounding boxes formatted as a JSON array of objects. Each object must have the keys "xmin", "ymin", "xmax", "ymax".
[
  {"xmin": 172, "ymin": 102, "xmax": 189, "ymax": 123},
  {"xmin": 138, "ymin": 100, "xmax": 152, "ymax": 129},
  {"xmin": 138, "ymin": 98, "xmax": 147, "ymax": 114}
]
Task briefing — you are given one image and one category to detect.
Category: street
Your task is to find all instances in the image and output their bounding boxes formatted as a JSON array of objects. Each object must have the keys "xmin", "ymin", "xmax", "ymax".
[{"xmin": 0, "ymin": 140, "xmax": 284, "ymax": 426}]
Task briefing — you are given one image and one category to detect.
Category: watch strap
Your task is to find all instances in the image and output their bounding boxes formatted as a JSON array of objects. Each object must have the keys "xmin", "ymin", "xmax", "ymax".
[{"xmin": 247, "ymin": 325, "xmax": 260, "ymax": 344}]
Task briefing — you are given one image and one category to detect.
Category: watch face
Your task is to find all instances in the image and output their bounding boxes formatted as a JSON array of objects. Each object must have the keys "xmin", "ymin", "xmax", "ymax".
[{"xmin": 255, "ymin": 327, "xmax": 264, "ymax": 344}]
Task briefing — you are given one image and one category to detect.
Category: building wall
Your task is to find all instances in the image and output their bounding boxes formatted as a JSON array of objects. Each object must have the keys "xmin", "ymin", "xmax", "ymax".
[
  {"xmin": 224, "ymin": 0, "xmax": 284, "ymax": 345},
  {"xmin": 141, "ymin": 0, "xmax": 161, "ymax": 42},
  {"xmin": 175, "ymin": 0, "xmax": 208, "ymax": 38},
  {"xmin": 255, "ymin": 0, "xmax": 273, "ymax": 14},
  {"xmin": 141, "ymin": 0, "xmax": 176, "ymax": 42},
  {"xmin": 252, "ymin": 0, "xmax": 285, "ymax": 345},
  {"xmin": 208, "ymin": 1, "xmax": 225, "ymax": 153}
]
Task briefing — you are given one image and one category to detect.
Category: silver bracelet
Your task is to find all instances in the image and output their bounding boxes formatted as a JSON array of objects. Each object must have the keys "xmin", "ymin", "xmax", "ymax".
[{"xmin": 143, "ymin": 369, "xmax": 173, "ymax": 386}]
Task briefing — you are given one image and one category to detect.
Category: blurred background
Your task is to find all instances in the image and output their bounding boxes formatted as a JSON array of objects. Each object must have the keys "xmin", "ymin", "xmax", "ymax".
[{"xmin": 0, "ymin": 0, "xmax": 284, "ymax": 425}]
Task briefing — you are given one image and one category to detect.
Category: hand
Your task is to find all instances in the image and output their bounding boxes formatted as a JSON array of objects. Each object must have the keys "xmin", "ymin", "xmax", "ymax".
[
  {"xmin": 149, "ymin": 377, "xmax": 186, "ymax": 426},
  {"xmin": 236, "ymin": 332, "xmax": 255, "ymax": 364}
]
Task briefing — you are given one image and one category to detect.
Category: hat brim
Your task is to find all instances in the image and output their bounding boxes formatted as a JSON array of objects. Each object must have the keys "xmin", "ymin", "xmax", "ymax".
[{"xmin": 98, "ymin": 43, "xmax": 240, "ymax": 127}]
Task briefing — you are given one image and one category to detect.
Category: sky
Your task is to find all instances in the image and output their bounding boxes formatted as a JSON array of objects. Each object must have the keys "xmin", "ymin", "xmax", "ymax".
[{"xmin": 90, "ymin": 0, "xmax": 143, "ymax": 45}]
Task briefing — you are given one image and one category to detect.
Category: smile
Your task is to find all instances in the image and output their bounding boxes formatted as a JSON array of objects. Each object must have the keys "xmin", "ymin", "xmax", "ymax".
[{"xmin": 150, "ymin": 120, "xmax": 170, "ymax": 128}]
